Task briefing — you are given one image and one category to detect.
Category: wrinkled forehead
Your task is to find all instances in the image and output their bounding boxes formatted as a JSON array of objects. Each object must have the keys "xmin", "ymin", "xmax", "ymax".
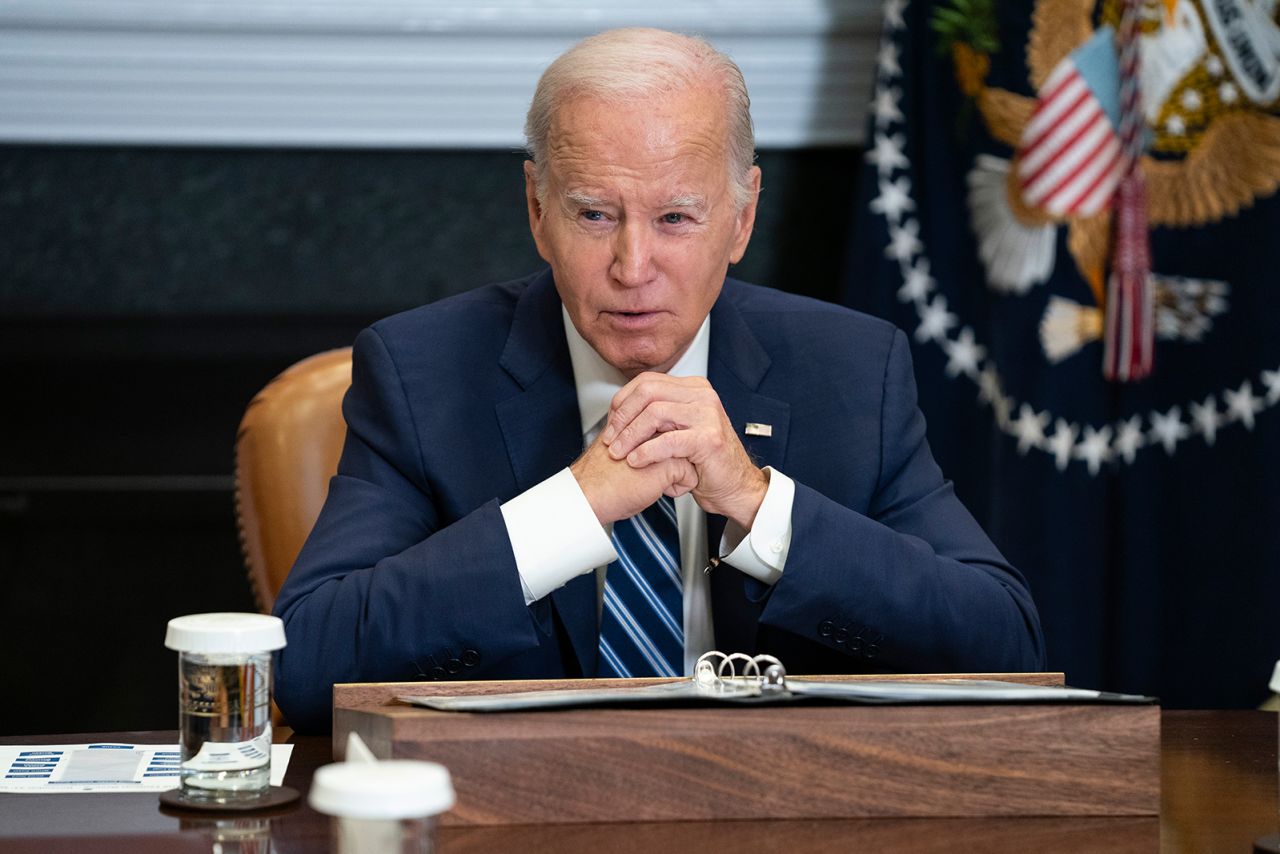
[{"xmin": 542, "ymin": 89, "xmax": 733, "ymax": 189}]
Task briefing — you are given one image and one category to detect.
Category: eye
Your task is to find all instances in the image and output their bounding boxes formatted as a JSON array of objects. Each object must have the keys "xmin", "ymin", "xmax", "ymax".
[
  {"xmin": 661, "ymin": 212, "xmax": 686, "ymax": 225},
  {"xmin": 581, "ymin": 209, "xmax": 605, "ymax": 222}
]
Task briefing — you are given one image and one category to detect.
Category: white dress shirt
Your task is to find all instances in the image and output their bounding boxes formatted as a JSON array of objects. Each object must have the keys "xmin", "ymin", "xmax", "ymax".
[{"xmin": 499, "ymin": 308, "xmax": 795, "ymax": 674}]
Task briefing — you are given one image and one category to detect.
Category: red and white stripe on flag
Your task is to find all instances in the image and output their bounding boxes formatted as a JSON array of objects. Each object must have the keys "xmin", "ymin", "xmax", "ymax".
[{"xmin": 1016, "ymin": 60, "xmax": 1129, "ymax": 218}]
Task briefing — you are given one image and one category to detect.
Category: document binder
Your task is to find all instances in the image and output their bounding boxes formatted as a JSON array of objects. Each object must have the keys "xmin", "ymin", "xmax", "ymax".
[{"xmin": 399, "ymin": 651, "xmax": 1154, "ymax": 713}]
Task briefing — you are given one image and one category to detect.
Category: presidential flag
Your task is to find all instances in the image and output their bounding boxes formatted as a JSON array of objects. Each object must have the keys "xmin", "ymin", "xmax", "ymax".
[{"xmin": 846, "ymin": 0, "xmax": 1280, "ymax": 707}]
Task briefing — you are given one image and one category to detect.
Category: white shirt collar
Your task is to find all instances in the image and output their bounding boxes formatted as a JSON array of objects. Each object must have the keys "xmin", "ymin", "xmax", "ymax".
[{"xmin": 562, "ymin": 307, "xmax": 711, "ymax": 435}]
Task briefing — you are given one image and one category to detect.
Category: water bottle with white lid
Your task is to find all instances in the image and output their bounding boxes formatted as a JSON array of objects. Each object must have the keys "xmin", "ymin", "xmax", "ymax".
[
  {"xmin": 164, "ymin": 612, "xmax": 286, "ymax": 804},
  {"xmin": 309, "ymin": 757, "xmax": 455, "ymax": 854}
]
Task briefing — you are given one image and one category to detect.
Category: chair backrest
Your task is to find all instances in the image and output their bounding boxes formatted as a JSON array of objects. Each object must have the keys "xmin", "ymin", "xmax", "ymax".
[{"xmin": 235, "ymin": 348, "xmax": 352, "ymax": 612}]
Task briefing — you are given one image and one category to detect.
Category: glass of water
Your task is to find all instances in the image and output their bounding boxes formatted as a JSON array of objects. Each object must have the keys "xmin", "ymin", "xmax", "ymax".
[{"xmin": 164, "ymin": 613, "xmax": 286, "ymax": 803}]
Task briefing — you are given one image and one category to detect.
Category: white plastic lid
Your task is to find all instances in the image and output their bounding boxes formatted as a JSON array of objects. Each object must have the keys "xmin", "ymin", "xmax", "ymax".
[
  {"xmin": 1271, "ymin": 659, "xmax": 1280, "ymax": 694},
  {"xmin": 309, "ymin": 761, "xmax": 455, "ymax": 819},
  {"xmin": 164, "ymin": 613, "xmax": 286, "ymax": 653}
]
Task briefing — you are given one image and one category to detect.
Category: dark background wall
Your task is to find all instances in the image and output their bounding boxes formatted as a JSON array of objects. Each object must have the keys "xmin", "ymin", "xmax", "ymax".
[{"xmin": 0, "ymin": 144, "xmax": 862, "ymax": 735}]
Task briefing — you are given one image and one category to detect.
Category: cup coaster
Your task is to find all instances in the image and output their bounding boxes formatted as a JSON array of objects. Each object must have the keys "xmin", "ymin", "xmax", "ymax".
[{"xmin": 159, "ymin": 785, "xmax": 301, "ymax": 812}]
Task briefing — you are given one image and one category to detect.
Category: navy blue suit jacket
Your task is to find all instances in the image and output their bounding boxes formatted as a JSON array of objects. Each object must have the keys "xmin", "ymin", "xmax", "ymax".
[{"xmin": 273, "ymin": 271, "xmax": 1045, "ymax": 732}]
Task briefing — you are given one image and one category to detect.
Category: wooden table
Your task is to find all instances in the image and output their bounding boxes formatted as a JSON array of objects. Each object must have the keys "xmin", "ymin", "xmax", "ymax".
[{"xmin": 0, "ymin": 711, "xmax": 1275, "ymax": 853}]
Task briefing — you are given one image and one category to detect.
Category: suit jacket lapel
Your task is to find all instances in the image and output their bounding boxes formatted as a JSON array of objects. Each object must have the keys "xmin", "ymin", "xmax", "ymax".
[
  {"xmin": 494, "ymin": 271, "xmax": 599, "ymax": 676},
  {"xmin": 706, "ymin": 283, "xmax": 791, "ymax": 655}
]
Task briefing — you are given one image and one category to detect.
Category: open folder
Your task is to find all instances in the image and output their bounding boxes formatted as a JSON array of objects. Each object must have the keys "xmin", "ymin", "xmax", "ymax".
[{"xmin": 399, "ymin": 652, "xmax": 1154, "ymax": 713}]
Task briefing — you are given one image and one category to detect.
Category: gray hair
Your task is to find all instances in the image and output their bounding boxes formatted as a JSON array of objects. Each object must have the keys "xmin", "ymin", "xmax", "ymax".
[{"xmin": 524, "ymin": 27, "xmax": 757, "ymax": 210}]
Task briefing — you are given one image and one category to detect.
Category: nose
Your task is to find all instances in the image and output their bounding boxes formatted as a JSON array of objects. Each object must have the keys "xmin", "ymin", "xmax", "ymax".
[{"xmin": 610, "ymin": 220, "xmax": 657, "ymax": 288}]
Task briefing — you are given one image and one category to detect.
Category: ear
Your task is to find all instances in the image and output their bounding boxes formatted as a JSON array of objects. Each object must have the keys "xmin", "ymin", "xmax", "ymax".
[
  {"xmin": 728, "ymin": 165, "xmax": 762, "ymax": 265},
  {"xmin": 524, "ymin": 161, "xmax": 552, "ymax": 263}
]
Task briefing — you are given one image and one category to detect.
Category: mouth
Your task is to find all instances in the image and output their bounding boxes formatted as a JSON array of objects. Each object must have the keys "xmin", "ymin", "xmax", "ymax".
[{"xmin": 603, "ymin": 309, "xmax": 664, "ymax": 328}]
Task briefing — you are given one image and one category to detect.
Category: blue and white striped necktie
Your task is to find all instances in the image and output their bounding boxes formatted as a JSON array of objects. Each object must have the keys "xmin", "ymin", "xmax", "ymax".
[{"xmin": 597, "ymin": 495, "xmax": 684, "ymax": 678}]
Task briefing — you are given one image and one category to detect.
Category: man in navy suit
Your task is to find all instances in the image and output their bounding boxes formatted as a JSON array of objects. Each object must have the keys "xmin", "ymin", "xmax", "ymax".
[{"xmin": 273, "ymin": 28, "xmax": 1045, "ymax": 733}]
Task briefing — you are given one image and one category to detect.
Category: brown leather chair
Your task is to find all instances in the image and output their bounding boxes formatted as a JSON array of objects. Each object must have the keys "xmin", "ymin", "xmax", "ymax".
[{"xmin": 235, "ymin": 348, "xmax": 352, "ymax": 613}]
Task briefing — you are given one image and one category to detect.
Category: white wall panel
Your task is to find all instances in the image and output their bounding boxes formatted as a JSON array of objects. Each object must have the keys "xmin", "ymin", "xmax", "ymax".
[{"xmin": 0, "ymin": 0, "xmax": 882, "ymax": 148}]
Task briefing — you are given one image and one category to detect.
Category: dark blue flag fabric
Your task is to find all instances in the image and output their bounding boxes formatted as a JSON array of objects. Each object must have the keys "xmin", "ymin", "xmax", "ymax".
[{"xmin": 845, "ymin": 0, "xmax": 1280, "ymax": 707}]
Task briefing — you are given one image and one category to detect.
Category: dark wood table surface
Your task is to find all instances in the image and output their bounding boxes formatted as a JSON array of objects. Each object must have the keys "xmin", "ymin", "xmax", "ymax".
[{"xmin": 0, "ymin": 710, "xmax": 1275, "ymax": 853}]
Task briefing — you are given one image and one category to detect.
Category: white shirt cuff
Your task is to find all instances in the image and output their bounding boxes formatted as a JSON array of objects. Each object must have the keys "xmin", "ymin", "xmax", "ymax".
[
  {"xmin": 718, "ymin": 467, "xmax": 794, "ymax": 585},
  {"xmin": 500, "ymin": 467, "xmax": 617, "ymax": 605}
]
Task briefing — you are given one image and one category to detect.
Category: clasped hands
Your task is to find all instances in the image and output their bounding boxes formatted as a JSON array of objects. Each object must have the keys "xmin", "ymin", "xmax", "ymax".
[{"xmin": 570, "ymin": 373, "xmax": 768, "ymax": 531}]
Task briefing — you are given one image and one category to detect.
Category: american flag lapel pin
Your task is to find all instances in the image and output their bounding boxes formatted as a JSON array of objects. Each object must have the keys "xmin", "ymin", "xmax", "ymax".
[{"xmin": 744, "ymin": 422, "xmax": 773, "ymax": 437}]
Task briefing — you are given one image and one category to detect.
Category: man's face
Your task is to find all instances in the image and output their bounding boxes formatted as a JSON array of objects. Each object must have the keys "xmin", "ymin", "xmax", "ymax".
[{"xmin": 525, "ymin": 86, "xmax": 761, "ymax": 377}]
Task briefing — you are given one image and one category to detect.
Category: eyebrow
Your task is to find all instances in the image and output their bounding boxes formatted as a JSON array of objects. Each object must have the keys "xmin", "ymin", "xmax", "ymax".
[
  {"xmin": 564, "ymin": 191, "xmax": 607, "ymax": 208},
  {"xmin": 663, "ymin": 194, "xmax": 707, "ymax": 209},
  {"xmin": 562, "ymin": 191, "xmax": 709, "ymax": 211}
]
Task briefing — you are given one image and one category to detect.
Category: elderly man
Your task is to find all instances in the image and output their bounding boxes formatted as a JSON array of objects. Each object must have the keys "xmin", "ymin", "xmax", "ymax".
[{"xmin": 273, "ymin": 28, "xmax": 1045, "ymax": 733}]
